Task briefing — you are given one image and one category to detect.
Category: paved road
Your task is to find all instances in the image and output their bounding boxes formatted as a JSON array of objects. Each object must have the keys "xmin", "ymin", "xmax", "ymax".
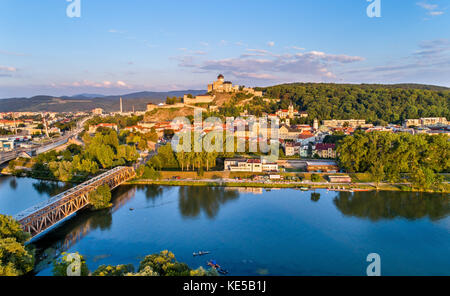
[{"xmin": 0, "ymin": 116, "xmax": 91, "ymax": 165}]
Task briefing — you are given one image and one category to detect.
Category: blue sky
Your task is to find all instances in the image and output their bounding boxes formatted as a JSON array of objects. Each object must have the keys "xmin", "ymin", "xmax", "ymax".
[{"xmin": 0, "ymin": 0, "xmax": 449, "ymax": 98}]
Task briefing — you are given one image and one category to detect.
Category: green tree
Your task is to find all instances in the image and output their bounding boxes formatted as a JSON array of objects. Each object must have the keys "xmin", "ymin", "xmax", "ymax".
[
  {"xmin": 52, "ymin": 252, "xmax": 89, "ymax": 276},
  {"xmin": 88, "ymin": 184, "xmax": 112, "ymax": 210},
  {"xmin": 0, "ymin": 215, "xmax": 34, "ymax": 276}
]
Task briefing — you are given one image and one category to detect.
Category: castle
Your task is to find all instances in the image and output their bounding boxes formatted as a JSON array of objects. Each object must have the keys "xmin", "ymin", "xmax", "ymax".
[
  {"xmin": 208, "ymin": 74, "xmax": 239, "ymax": 93},
  {"xmin": 207, "ymin": 74, "xmax": 263, "ymax": 96}
]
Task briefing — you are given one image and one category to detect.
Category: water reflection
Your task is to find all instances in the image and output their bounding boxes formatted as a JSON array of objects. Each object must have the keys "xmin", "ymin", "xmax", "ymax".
[
  {"xmin": 178, "ymin": 186, "xmax": 239, "ymax": 219},
  {"xmin": 32, "ymin": 186, "xmax": 137, "ymax": 272},
  {"xmin": 32, "ymin": 180, "xmax": 71, "ymax": 196},
  {"xmin": 9, "ymin": 178, "xmax": 18, "ymax": 190},
  {"xmin": 333, "ymin": 191, "xmax": 450, "ymax": 221}
]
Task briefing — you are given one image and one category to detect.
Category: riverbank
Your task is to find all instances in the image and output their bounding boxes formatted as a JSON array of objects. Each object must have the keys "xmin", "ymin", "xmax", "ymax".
[{"xmin": 127, "ymin": 179, "xmax": 450, "ymax": 193}]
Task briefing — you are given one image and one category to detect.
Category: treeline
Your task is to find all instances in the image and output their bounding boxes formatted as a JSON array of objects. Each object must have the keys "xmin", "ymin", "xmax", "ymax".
[
  {"xmin": 25, "ymin": 130, "xmax": 138, "ymax": 182},
  {"xmin": 337, "ymin": 132, "xmax": 450, "ymax": 191},
  {"xmin": 141, "ymin": 133, "xmax": 272, "ymax": 176},
  {"xmin": 263, "ymin": 83, "xmax": 450, "ymax": 124},
  {"xmin": 52, "ymin": 250, "xmax": 217, "ymax": 276},
  {"xmin": 84, "ymin": 114, "xmax": 143, "ymax": 130}
]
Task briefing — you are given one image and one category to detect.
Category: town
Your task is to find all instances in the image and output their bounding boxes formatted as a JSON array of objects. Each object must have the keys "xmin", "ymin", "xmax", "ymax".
[{"xmin": 2, "ymin": 75, "xmax": 449, "ymax": 192}]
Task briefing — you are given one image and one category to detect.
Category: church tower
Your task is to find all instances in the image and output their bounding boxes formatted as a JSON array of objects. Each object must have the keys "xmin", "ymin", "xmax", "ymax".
[{"xmin": 288, "ymin": 103, "xmax": 294, "ymax": 118}]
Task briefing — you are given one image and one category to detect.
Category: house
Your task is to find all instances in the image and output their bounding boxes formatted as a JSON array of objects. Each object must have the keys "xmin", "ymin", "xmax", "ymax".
[
  {"xmin": 92, "ymin": 108, "xmax": 104, "ymax": 115},
  {"xmin": 322, "ymin": 119, "xmax": 366, "ymax": 128},
  {"xmin": 328, "ymin": 175, "xmax": 352, "ymax": 183},
  {"xmin": 296, "ymin": 133, "xmax": 316, "ymax": 145},
  {"xmin": 224, "ymin": 158, "xmax": 278, "ymax": 172},
  {"xmin": 284, "ymin": 142, "xmax": 301, "ymax": 156},
  {"xmin": 314, "ymin": 143, "xmax": 336, "ymax": 159},
  {"xmin": 306, "ymin": 161, "xmax": 339, "ymax": 172},
  {"xmin": 403, "ymin": 117, "xmax": 448, "ymax": 127},
  {"xmin": 279, "ymin": 125, "xmax": 303, "ymax": 140}
]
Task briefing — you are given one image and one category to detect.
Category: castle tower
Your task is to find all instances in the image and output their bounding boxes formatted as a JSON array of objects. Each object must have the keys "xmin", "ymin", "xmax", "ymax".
[
  {"xmin": 217, "ymin": 74, "xmax": 224, "ymax": 82},
  {"xmin": 120, "ymin": 97, "xmax": 123, "ymax": 113}
]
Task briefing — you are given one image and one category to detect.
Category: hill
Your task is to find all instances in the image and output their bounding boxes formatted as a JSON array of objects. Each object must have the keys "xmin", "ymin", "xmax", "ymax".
[
  {"xmin": 260, "ymin": 83, "xmax": 450, "ymax": 124},
  {"xmin": 0, "ymin": 90, "xmax": 205, "ymax": 112}
]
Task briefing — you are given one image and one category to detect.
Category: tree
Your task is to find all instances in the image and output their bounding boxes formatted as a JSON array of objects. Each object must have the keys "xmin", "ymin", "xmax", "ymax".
[
  {"xmin": 52, "ymin": 252, "xmax": 89, "ymax": 276},
  {"xmin": 88, "ymin": 184, "xmax": 112, "ymax": 210},
  {"xmin": 138, "ymin": 250, "xmax": 190, "ymax": 276},
  {"xmin": 0, "ymin": 215, "xmax": 34, "ymax": 276},
  {"xmin": 311, "ymin": 174, "xmax": 321, "ymax": 182}
]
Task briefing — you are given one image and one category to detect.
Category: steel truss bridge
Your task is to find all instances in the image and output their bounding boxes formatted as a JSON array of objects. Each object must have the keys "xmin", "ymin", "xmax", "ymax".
[{"xmin": 14, "ymin": 166, "xmax": 135, "ymax": 239}]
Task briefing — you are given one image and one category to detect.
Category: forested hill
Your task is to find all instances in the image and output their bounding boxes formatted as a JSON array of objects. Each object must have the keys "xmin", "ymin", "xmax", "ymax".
[
  {"xmin": 0, "ymin": 90, "xmax": 205, "ymax": 112},
  {"xmin": 261, "ymin": 83, "xmax": 450, "ymax": 124}
]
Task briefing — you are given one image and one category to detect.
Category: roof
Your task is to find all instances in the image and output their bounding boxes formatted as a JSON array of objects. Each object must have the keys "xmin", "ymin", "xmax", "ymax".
[
  {"xmin": 315, "ymin": 143, "xmax": 336, "ymax": 150},
  {"xmin": 306, "ymin": 161, "xmax": 338, "ymax": 166}
]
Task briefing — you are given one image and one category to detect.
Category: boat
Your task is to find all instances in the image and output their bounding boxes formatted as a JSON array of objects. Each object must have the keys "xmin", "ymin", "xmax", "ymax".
[
  {"xmin": 300, "ymin": 187, "xmax": 309, "ymax": 191},
  {"xmin": 193, "ymin": 251, "xmax": 210, "ymax": 256},
  {"xmin": 207, "ymin": 260, "xmax": 228, "ymax": 274}
]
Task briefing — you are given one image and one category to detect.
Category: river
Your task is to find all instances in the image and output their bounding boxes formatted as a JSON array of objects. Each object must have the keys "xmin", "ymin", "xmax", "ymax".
[{"xmin": 0, "ymin": 176, "xmax": 449, "ymax": 276}]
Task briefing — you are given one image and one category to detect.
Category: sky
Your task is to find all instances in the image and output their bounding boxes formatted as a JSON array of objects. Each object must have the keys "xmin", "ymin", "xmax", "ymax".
[{"xmin": 0, "ymin": 0, "xmax": 449, "ymax": 98}]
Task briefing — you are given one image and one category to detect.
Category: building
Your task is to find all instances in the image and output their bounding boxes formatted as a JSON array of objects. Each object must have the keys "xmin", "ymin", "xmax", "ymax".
[
  {"xmin": 88, "ymin": 123, "xmax": 118, "ymax": 133},
  {"xmin": 279, "ymin": 125, "xmax": 304, "ymax": 140},
  {"xmin": 276, "ymin": 104, "xmax": 301, "ymax": 119},
  {"xmin": 328, "ymin": 175, "xmax": 352, "ymax": 183},
  {"xmin": 322, "ymin": 119, "xmax": 366, "ymax": 128},
  {"xmin": 306, "ymin": 161, "xmax": 339, "ymax": 172},
  {"xmin": 183, "ymin": 94, "xmax": 215, "ymax": 105},
  {"xmin": 284, "ymin": 142, "xmax": 301, "ymax": 156},
  {"xmin": 403, "ymin": 117, "xmax": 448, "ymax": 127},
  {"xmin": 224, "ymin": 158, "xmax": 278, "ymax": 172},
  {"xmin": 208, "ymin": 74, "xmax": 239, "ymax": 93},
  {"xmin": 92, "ymin": 108, "xmax": 104, "ymax": 115},
  {"xmin": 314, "ymin": 143, "xmax": 336, "ymax": 159}
]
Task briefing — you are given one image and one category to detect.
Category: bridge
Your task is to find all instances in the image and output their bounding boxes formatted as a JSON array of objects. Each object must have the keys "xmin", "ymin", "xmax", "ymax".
[{"xmin": 14, "ymin": 166, "xmax": 136, "ymax": 239}]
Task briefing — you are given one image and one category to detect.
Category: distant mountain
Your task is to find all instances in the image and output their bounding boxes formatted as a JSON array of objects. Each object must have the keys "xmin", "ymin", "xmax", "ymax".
[{"xmin": 0, "ymin": 90, "xmax": 206, "ymax": 112}]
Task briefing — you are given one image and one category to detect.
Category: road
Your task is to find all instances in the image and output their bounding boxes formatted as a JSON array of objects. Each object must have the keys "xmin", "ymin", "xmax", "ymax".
[{"xmin": 0, "ymin": 116, "xmax": 91, "ymax": 165}]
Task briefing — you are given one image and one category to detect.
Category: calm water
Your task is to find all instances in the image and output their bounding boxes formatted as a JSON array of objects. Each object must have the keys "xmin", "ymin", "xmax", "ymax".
[{"xmin": 0, "ymin": 177, "xmax": 449, "ymax": 276}]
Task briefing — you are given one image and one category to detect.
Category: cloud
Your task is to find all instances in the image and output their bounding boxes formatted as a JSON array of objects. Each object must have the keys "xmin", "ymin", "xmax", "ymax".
[
  {"xmin": 415, "ymin": 39, "xmax": 450, "ymax": 57},
  {"xmin": 338, "ymin": 39, "xmax": 450, "ymax": 84},
  {"xmin": 267, "ymin": 41, "xmax": 275, "ymax": 47},
  {"xmin": 108, "ymin": 29, "xmax": 127, "ymax": 34},
  {"xmin": 186, "ymin": 49, "xmax": 364, "ymax": 81},
  {"xmin": 428, "ymin": 11, "xmax": 444, "ymax": 15},
  {"xmin": 0, "ymin": 50, "xmax": 27, "ymax": 56},
  {"xmin": 56, "ymin": 80, "xmax": 132, "ymax": 89},
  {"xmin": 232, "ymin": 72, "xmax": 278, "ymax": 80},
  {"xmin": 0, "ymin": 66, "xmax": 17, "ymax": 72},
  {"xmin": 286, "ymin": 46, "xmax": 305, "ymax": 51},
  {"xmin": 417, "ymin": 2, "xmax": 445, "ymax": 16}
]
